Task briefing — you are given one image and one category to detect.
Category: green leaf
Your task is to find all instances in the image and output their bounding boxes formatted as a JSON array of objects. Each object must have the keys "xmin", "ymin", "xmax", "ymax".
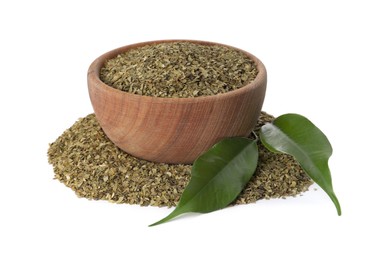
[
  {"xmin": 149, "ymin": 137, "xmax": 258, "ymax": 226},
  {"xmin": 260, "ymin": 113, "xmax": 341, "ymax": 215}
]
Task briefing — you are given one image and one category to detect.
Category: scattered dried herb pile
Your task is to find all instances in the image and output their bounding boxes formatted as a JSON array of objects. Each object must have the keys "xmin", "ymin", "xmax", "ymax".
[
  {"xmin": 48, "ymin": 112, "xmax": 313, "ymax": 207},
  {"xmin": 100, "ymin": 42, "xmax": 258, "ymax": 98}
]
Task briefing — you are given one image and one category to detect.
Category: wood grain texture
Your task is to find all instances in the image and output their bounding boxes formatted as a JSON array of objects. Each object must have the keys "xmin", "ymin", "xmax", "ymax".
[{"xmin": 88, "ymin": 40, "xmax": 267, "ymax": 164}]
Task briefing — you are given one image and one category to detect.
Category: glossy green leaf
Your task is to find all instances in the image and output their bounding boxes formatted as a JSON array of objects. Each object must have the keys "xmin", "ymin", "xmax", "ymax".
[
  {"xmin": 149, "ymin": 137, "xmax": 258, "ymax": 226},
  {"xmin": 260, "ymin": 113, "xmax": 341, "ymax": 215}
]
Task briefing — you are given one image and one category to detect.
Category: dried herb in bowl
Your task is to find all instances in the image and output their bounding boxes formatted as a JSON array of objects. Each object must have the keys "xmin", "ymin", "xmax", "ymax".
[{"xmin": 100, "ymin": 42, "xmax": 258, "ymax": 98}]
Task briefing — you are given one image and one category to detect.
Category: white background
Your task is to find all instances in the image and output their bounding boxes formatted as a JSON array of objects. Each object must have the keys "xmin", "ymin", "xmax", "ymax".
[{"xmin": 1, "ymin": 0, "xmax": 377, "ymax": 259}]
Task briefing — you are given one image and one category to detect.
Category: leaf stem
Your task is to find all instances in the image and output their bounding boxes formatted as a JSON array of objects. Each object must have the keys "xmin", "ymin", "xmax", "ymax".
[{"xmin": 251, "ymin": 130, "xmax": 259, "ymax": 141}]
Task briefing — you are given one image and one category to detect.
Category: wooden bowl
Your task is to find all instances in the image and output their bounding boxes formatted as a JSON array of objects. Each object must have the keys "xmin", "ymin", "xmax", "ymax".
[{"xmin": 88, "ymin": 40, "xmax": 267, "ymax": 164}]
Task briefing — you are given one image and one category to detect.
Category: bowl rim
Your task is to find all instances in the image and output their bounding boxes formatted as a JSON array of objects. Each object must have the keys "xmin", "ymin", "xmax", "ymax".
[{"xmin": 87, "ymin": 39, "xmax": 267, "ymax": 103}]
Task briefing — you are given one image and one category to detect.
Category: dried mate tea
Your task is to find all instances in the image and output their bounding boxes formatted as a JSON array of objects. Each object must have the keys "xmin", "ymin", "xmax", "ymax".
[
  {"xmin": 47, "ymin": 112, "xmax": 313, "ymax": 207},
  {"xmin": 100, "ymin": 42, "xmax": 258, "ymax": 98}
]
